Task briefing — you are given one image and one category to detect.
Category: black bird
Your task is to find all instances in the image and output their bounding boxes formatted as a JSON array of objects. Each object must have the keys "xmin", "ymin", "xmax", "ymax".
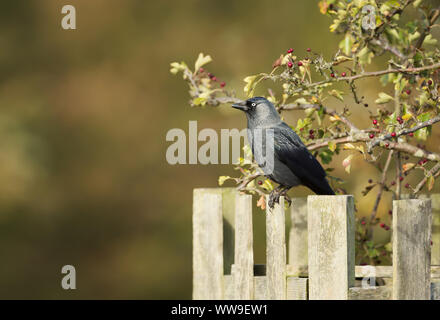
[{"xmin": 232, "ymin": 96, "xmax": 335, "ymax": 208}]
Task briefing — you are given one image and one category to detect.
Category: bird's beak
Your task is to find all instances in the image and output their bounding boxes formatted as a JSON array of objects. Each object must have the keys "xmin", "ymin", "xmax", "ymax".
[{"xmin": 232, "ymin": 101, "xmax": 248, "ymax": 111}]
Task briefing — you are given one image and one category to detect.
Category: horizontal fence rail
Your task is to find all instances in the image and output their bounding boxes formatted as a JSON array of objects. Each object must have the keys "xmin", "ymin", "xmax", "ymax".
[{"xmin": 193, "ymin": 188, "xmax": 439, "ymax": 300}]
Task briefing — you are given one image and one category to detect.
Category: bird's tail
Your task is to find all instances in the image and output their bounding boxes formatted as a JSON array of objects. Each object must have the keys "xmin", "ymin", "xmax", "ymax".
[{"xmin": 306, "ymin": 178, "xmax": 335, "ymax": 195}]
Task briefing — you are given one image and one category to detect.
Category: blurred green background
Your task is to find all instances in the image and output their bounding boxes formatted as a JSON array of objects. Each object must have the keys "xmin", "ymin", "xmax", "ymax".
[{"xmin": 0, "ymin": 0, "xmax": 438, "ymax": 299}]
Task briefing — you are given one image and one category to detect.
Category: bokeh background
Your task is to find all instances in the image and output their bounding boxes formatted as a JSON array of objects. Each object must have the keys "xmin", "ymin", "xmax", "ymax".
[{"xmin": 0, "ymin": 0, "xmax": 438, "ymax": 299}]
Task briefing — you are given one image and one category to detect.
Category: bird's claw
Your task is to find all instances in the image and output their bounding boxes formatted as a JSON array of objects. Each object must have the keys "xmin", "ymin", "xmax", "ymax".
[
  {"xmin": 268, "ymin": 187, "xmax": 292, "ymax": 209},
  {"xmin": 268, "ymin": 192, "xmax": 280, "ymax": 209}
]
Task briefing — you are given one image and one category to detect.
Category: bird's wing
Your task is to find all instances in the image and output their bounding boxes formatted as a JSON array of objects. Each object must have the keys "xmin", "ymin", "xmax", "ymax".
[{"xmin": 273, "ymin": 122, "xmax": 331, "ymax": 193}]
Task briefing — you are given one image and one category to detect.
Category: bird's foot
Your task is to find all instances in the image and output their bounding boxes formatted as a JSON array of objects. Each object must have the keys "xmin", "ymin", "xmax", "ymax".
[
  {"xmin": 268, "ymin": 186, "xmax": 287, "ymax": 209},
  {"xmin": 268, "ymin": 191, "xmax": 279, "ymax": 209}
]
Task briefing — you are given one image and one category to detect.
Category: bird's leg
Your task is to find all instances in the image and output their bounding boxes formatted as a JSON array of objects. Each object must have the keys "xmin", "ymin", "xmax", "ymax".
[
  {"xmin": 280, "ymin": 187, "xmax": 292, "ymax": 207},
  {"xmin": 268, "ymin": 185, "xmax": 284, "ymax": 209}
]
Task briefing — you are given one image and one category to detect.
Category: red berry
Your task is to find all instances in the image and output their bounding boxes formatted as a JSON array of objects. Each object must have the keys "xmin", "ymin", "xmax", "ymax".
[
  {"xmin": 369, "ymin": 133, "xmax": 375, "ymax": 139},
  {"xmin": 287, "ymin": 61, "xmax": 293, "ymax": 68},
  {"xmin": 330, "ymin": 73, "xmax": 335, "ymax": 78},
  {"xmin": 220, "ymin": 81, "xmax": 226, "ymax": 88},
  {"xmin": 385, "ymin": 226, "xmax": 390, "ymax": 231},
  {"xmin": 309, "ymin": 134, "xmax": 315, "ymax": 140},
  {"xmin": 307, "ymin": 48, "xmax": 311, "ymax": 52},
  {"xmin": 297, "ymin": 61, "xmax": 303, "ymax": 67},
  {"xmin": 380, "ymin": 223, "xmax": 385, "ymax": 228},
  {"xmin": 309, "ymin": 129, "xmax": 314, "ymax": 134},
  {"xmin": 423, "ymin": 158, "xmax": 428, "ymax": 164},
  {"xmin": 399, "ymin": 176, "xmax": 404, "ymax": 182},
  {"xmin": 258, "ymin": 180, "xmax": 263, "ymax": 185},
  {"xmin": 391, "ymin": 132, "xmax": 396, "ymax": 137},
  {"xmin": 199, "ymin": 67, "xmax": 204, "ymax": 73},
  {"xmin": 428, "ymin": 80, "xmax": 433, "ymax": 86},
  {"xmin": 341, "ymin": 72, "xmax": 347, "ymax": 77},
  {"xmin": 368, "ymin": 179, "xmax": 373, "ymax": 184},
  {"xmin": 405, "ymin": 183, "xmax": 410, "ymax": 188},
  {"xmin": 385, "ymin": 143, "xmax": 390, "ymax": 148},
  {"xmin": 391, "ymin": 181, "xmax": 396, "ymax": 186},
  {"xmin": 361, "ymin": 221, "xmax": 366, "ymax": 225},
  {"xmin": 287, "ymin": 48, "xmax": 294, "ymax": 53},
  {"xmin": 406, "ymin": 89, "xmax": 411, "ymax": 95},
  {"xmin": 212, "ymin": 76, "xmax": 217, "ymax": 81},
  {"xmin": 373, "ymin": 119, "xmax": 378, "ymax": 125},
  {"xmin": 408, "ymin": 132, "xmax": 413, "ymax": 137}
]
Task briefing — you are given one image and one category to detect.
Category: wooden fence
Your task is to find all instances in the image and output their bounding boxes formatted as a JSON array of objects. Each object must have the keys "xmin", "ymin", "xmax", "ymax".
[{"xmin": 193, "ymin": 188, "xmax": 440, "ymax": 300}]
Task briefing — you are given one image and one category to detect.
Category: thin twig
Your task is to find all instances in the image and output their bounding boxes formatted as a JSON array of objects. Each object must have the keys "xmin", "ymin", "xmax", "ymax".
[{"xmin": 370, "ymin": 150, "xmax": 394, "ymax": 221}]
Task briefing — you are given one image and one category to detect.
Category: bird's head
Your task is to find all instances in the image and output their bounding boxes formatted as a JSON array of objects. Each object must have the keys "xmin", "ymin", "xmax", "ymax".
[{"xmin": 232, "ymin": 97, "xmax": 281, "ymax": 125}]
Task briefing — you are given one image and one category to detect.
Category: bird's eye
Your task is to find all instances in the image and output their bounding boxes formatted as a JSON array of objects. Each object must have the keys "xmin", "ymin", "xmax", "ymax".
[{"xmin": 251, "ymin": 103, "xmax": 256, "ymax": 107}]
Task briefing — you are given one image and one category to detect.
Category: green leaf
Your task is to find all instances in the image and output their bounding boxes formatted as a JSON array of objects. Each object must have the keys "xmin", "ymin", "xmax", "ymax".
[
  {"xmin": 339, "ymin": 34, "xmax": 353, "ymax": 56},
  {"xmin": 328, "ymin": 89, "xmax": 345, "ymax": 101},
  {"xmin": 375, "ymin": 92, "xmax": 394, "ymax": 104},
  {"xmin": 319, "ymin": 148, "xmax": 334, "ymax": 164}
]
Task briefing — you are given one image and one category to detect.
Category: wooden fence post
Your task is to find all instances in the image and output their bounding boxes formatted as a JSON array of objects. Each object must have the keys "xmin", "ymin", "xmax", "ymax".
[
  {"xmin": 401, "ymin": 194, "xmax": 439, "ymax": 266},
  {"xmin": 288, "ymin": 197, "xmax": 308, "ymax": 276},
  {"xmin": 232, "ymin": 193, "xmax": 254, "ymax": 299},
  {"xmin": 392, "ymin": 199, "xmax": 432, "ymax": 300},
  {"xmin": 266, "ymin": 196, "xmax": 286, "ymax": 300},
  {"xmin": 308, "ymin": 195, "xmax": 355, "ymax": 300},
  {"xmin": 193, "ymin": 189, "xmax": 224, "ymax": 300},
  {"xmin": 430, "ymin": 195, "xmax": 440, "ymax": 266}
]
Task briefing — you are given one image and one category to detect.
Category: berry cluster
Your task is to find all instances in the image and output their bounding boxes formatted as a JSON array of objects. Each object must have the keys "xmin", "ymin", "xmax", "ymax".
[{"xmin": 198, "ymin": 68, "xmax": 226, "ymax": 88}]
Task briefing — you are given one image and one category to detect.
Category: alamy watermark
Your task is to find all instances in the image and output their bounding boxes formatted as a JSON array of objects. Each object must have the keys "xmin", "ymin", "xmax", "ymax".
[
  {"xmin": 61, "ymin": 265, "xmax": 76, "ymax": 290},
  {"xmin": 61, "ymin": 5, "xmax": 76, "ymax": 30},
  {"xmin": 165, "ymin": 121, "xmax": 275, "ymax": 174}
]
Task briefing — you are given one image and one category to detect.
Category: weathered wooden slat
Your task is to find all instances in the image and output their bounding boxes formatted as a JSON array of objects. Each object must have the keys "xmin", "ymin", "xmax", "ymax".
[
  {"xmin": 193, "ymin": 189, "xmax": 224, "ymax": 300},
  {"xmin": 402, "ymin": 194, "xmax": 440, "ymax": 266},
  {"xmin": 307, "ymin": 195, "xmax": 355, "ymax": 300},
  {"xmin": 393, "ymin": 199, "xmax": 432, "ymax": 300},
  {"xmin": 349, "ymin": 286, "xmax": 392, "ymax": 300},
  {"xmin": 288, "ymin": 197, "xmax": 308, "ymax": 276},
  {"xmin": 266, "ymin": 196, "xmax": 287, "ymax": 300},
  {"xmin": 286, "ymin": 264, "xmax": 440, "ymax": 279},
  {"xmin": 224, "ymin": 274, "xmax": 234, "ymax": 300},
  {"xmin": 254, "ymin": 276, "xmax": 267, "ymax": 300},
  {"xmin": 431, "ymin": 280, "xmax": 440, "ymax": 300},
  {"xmin": 286, "ymin": 277, "xmax": 308, "ymax": 300},
  {"xmin": 431, "ymin": 195, "xmax": 440, "ymax": 266},
  {"xmin": 233, "ymin": 193, "xmax": 254, "ymax": 299}
]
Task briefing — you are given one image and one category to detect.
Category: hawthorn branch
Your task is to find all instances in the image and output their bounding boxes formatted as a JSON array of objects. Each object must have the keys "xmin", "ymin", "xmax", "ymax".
[
  {"xmin": 370, "ymin": 150, "xmax": 394, "ymax": 221},
  {"xmin": 370, "ymin": 115, "xmax": 440, "ymax": 149},
  {"xmin": 294, "ymin": 62, "xmax": 440, "ymax": 93},
  {"xmin": 414, "ymin": 7, "xmax": 440, "ymax": 51},
  {"xmin": 279, "ymin": 103, "xmax": 359, "ymax": 132},
  {"xmin": 413, "ymin": 162, "xmax": 440, "ymax": 194}
]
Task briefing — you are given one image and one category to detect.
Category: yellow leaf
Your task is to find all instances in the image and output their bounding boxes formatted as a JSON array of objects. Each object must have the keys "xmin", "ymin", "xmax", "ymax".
[
  {"xmin": 194, "ymin": 53, "xmax": 212, "ymax": 72},
  {"xmin": 328, "ymin": 141, "xmax": 337, "ymax": 152},
  {"xmin": 428, "ymin": 175, "xmax": 435, "ymax": 191},
  {"xmin": 402, "ymin": 163, "xmax": 415, "ymax": 172}
]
